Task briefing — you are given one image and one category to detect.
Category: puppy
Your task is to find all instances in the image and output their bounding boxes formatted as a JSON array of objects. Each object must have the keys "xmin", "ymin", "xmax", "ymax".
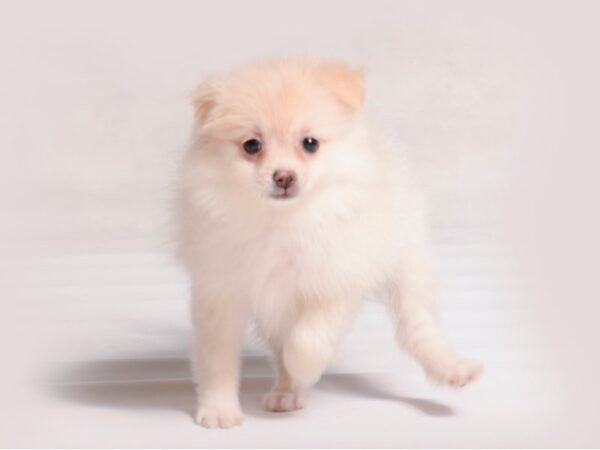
[{"xmin": 176, "ymin": 58, "xmax": 482, "ymax": 428}]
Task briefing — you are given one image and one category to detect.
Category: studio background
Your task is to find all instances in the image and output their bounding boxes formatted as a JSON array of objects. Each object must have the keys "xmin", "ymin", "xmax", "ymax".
[{"xmin": 1, "ymin": 1, "xmax": 599, "ymax": 447}]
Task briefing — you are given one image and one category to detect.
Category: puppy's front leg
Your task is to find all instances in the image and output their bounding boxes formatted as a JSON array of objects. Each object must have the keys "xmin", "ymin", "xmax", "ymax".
[
  {"xmin": 191, "ymin": 285, "xmax": 248, "ymax": 428},
  {"xmin": 387, "ymin": 247, "xmax": 482, "ymax": 387},
  {"xmin": 264, "ymin": 297, "xmax": 359, "ymax": 411},
  {"xmin": 263, "ymin": 348, "xmax": 307, "ymax": 412}
]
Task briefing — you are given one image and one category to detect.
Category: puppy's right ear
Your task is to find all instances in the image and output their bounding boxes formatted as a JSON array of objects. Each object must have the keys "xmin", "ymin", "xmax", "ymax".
[{"xmin": 189, "ymin": 81, "xmax": 216, "ymax": 125}]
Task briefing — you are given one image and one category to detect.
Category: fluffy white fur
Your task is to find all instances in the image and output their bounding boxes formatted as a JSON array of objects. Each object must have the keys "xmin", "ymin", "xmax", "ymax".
[{"xmin": 176, "ymin": 58, "xmax": 482, "ymax": 429}]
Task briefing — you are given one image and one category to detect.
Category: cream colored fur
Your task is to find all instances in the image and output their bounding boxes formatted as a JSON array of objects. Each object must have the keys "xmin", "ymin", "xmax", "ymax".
[{"xmin": 176, "ymin": 58, "xmax": 482, "ymax": 429}]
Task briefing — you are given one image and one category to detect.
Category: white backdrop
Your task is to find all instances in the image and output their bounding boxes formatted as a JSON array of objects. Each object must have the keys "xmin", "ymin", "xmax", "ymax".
[
  {"xmin": 1, "ymin": 1, "xmax": 599, "ymax": 447},
  {"xmin": 1, "ymin": 0, "xmax": 524, "ymax": 244}
]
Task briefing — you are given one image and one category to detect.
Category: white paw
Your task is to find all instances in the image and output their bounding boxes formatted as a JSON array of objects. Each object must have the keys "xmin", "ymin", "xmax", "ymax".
[
  {"xmin": 195, "ymin": 405, "xmax": 243, "ymax": 429},
  {"xmin": 263, "ymin": 390, "xmax": 306, "ymax": 412},
  {"xmin": 427, "ymin": 357, "xmax": 483, "ymax": 387}
]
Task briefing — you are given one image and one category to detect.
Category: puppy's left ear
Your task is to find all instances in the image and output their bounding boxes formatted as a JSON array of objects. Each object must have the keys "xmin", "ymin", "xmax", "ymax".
[
  {"xmin": 316, "ymin": 62, "xmax": 365, "ymax": 111},
  {"xmin": 189, "ymin": 80, "xmax": 217, "ymax": 125}
]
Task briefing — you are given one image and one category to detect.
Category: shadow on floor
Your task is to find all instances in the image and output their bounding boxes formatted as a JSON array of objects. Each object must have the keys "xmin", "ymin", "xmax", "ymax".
[
  {"xmin": 317, "ymin": 373, "xmax": 455, "ymax": 417},
  {"xmin": 48, "ymin": 355, "xmax": 454, "ymax": 422}
]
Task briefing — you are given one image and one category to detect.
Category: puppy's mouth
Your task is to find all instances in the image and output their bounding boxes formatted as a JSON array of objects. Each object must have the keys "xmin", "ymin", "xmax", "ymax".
[{"xmin": 269, "ymin": 187, "xmax": 298, "ymax": 200}]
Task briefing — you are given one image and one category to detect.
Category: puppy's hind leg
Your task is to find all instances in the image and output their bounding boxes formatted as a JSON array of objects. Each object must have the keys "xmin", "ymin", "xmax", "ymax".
[{"xmin": 386, "ymin": 247, "xmax": 483, "ymax": 387}]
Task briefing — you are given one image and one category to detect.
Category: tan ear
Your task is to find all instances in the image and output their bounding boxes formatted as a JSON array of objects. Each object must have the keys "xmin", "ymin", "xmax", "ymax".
[
  {"xmin": 315, "ymin": 62, "xmax": 365, "ymax": 111},
  {"xmin": 189, "ymin": 80, "xmax": 216, "ymax": 124}
]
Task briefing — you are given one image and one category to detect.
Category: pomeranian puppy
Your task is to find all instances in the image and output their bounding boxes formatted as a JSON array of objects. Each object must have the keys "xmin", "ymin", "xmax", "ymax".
[{"xmin": 176, "ymin": 57, "xmax": 482, "ymax": 428}]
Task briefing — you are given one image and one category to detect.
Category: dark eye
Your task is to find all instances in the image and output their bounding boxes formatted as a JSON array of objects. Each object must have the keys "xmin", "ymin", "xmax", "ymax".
[
  {"xmin": 302, "ymin": 137, "xmax": 319, "ymax": 153},
  {"xmin": 242, "ymin": 138, "xmax": 262, "ymax": 154}
]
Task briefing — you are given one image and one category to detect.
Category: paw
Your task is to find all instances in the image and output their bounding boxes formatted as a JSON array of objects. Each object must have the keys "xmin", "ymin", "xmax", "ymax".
[
  {"xmin": 426, "ymin": 357, "xmax": 483, "ymax": 387},
  {"xmin": 195, "ymin": 405, "xmax": 243, "ymax": 429},
  {"xmin": 263, "ymin": 390, "xmax": 306, "ymax": 412}
]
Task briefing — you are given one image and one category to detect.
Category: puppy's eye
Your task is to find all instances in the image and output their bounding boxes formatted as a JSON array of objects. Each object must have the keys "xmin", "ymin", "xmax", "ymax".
[
  {"xmin": 242, "ymin": 138, "xmax": 262, "ymax": 154},
  {"xmin": 302, "ymin": 137, "xmax": 319, "ymax": 153}
]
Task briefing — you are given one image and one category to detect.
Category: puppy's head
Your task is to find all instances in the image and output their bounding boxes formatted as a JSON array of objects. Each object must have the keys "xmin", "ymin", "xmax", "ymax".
[{"xmin": 190, "ymin": 58, "xmax": 365, "ymax": 204}]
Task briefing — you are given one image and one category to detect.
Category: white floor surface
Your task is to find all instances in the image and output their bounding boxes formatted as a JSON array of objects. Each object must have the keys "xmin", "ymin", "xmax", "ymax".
[{"xmin": 3, "ymin": 228, "xmax": 580, "ymax": 448}]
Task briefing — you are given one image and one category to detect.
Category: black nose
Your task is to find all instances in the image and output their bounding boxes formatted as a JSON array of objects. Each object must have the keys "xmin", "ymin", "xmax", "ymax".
[{"xmin": 273, "ymin": 170, "xmax": 297, "ymax": 189}]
